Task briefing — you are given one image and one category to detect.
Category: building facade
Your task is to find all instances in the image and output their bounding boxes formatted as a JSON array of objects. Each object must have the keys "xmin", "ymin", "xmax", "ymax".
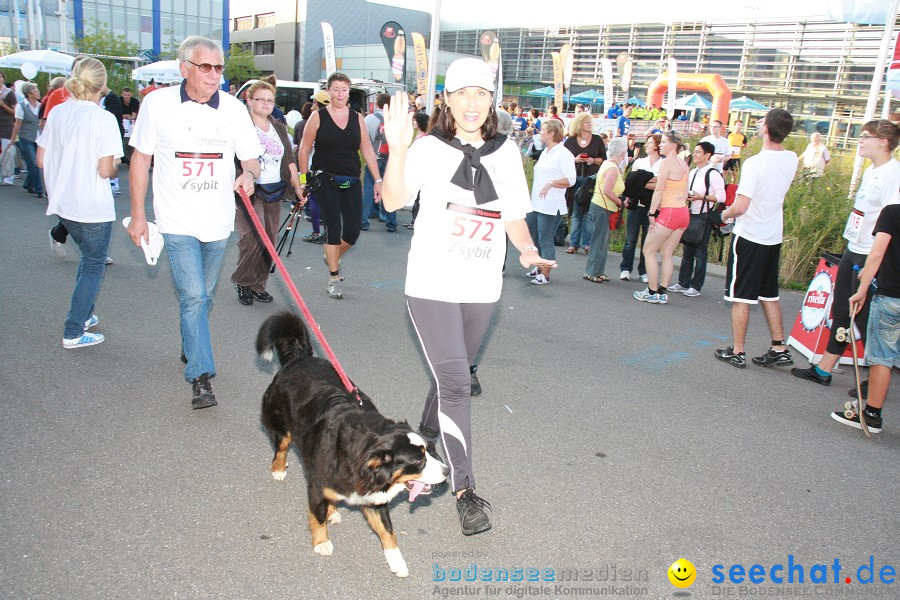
[
  {"xmin": 229, "ymin": 0, "xmax": 429, "ymax": 82},
  {"xmin": 0, "ymin": 0, "xmax": 225, "ymax": 59},
  {"xmin": 440, "ymin": 17, "xmax": 900, "ymax": 145}
]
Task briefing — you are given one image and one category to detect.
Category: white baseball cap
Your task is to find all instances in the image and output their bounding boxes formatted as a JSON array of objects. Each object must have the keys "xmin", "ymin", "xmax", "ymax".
[{"xmin": 444, "ymin": 58, "xmax": 495, "ymax": 93}]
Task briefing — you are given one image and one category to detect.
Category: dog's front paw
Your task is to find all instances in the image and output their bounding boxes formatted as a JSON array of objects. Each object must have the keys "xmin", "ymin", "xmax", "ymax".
[
  {"xmin": 314, "ymin": 540, "xmax": 334, "ymax": 556},
  {"xmin": 385, "ymin": 547, "xmax": 409, "ymax": 578},
  {"xmin": 271, "ymin": 469, "xmax": 287, "ymax": 481},
  {"xmin": 327, "ymin": 510, "xmax": 342, "ymax": 524}
]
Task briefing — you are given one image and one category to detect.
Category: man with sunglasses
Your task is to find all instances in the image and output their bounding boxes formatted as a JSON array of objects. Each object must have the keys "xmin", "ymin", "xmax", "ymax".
[{"xmin": 127, "ymin": 36, "xmax": 262, "ymax": 410}]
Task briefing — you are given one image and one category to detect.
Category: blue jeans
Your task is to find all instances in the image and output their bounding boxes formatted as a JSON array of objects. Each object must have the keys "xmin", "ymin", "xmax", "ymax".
[
  {"xmin": 18, "ymin": 138, "xmax": 42, "ymax": 194},
  {"xmin": 525, "ymin": 210, "xmax": 563, "ymax": 261},
  {"xmin": 620, "ymin": 205, "xmax": 649, "ymax": 276},
  {"xmin": 866, "ymin": 295, "xmax": 900, "ymax": 368},
  {"xmin": 60, "ymin": 218, "xmax": 111, "ymax": 339},
  {"xmin": 585, "ymin": 203, "xmax": 611, "ymax": 277},
  {"xmin": 362, "ymin": 158, "xmax": 394, "ymax": 228},
  {"xmin": 678, "ymin": 222, "xmax": 712, "ymax": 290},
  {"xmin": 569, "ymin": 176, "xmax": 594, "ymax": 248},
  {"xmin": 163, "ymin": 234, "xmax": 228, "ymax": 382}
]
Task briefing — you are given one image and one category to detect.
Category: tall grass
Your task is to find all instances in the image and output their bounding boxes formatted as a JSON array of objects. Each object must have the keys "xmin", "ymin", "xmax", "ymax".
[{"xmin": 521, "ymin": 137, "xmax": 862, "ymax": 288}]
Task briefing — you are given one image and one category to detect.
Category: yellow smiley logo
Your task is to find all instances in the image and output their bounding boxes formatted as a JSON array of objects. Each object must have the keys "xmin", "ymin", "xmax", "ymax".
[{"xmin": 668, "ymin": 558, "xmax": 696, "ymax": 588}]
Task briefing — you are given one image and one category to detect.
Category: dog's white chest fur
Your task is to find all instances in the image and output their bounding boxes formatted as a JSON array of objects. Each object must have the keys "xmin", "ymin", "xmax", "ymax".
[{"xmin": 335, "ymin": 482, "xmax": 407, "ymax": 506}]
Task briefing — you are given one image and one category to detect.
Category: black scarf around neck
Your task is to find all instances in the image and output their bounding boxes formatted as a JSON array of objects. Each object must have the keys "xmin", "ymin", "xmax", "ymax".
[{"xmin": 433, "ymin": 134, "xmax": 507, "ymax": 205}]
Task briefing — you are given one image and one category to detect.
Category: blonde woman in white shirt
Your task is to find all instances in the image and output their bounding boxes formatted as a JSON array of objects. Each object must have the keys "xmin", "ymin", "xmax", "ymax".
[
  {"xmin": 381, "ymin": 58, "xmax": 553, "ymax": 537},
  {"xmin": 37, "ymin": 58, "xmax": 123, "ymax": 348},
  {"xmin": 526, "ymin": 118, "xmax": 576, "ymax": 284}
]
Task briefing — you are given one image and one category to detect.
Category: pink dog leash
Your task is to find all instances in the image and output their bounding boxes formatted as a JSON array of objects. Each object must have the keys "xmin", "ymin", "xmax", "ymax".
[{"xmin": 238, "ymin": 188, "xmax": 361, "ymax": 403}]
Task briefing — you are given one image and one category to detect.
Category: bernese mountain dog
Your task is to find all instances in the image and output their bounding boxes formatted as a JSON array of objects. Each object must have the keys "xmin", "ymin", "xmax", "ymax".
[{"xmin": 256, "ymin": 311, "xmax": 448, "ymax": 578}]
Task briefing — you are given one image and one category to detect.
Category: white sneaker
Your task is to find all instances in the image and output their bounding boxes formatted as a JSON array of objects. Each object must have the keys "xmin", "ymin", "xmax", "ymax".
[
  {"xmin": 63, "ymin": 331, "xmax": 105, "ymax": 349},
  {"xmin": 2, "ymin": 176, "xmax": 14, "ymax": 185},
  {"xmin": 525, "ymin": 267, "xmax": 539, "ymax": 278},
  {"xmin": 683, "ymin": 287, "xmax": 701, "ymax": 297},
  {"xmin": 619, "ymin": 270, "xmax": 630, "ymax": 281},
  {"xmin": 49, "ymin": 230, "xmax": 66, "ymax": 258},
  {"xmin": 105, "ymin": 257, "xmax": 113, "ymax": 265},
  {"xmin": 530, "ymin": 274, "xmax": 549, "ymax": 285},
  {"xmin": 640, "ymin": 274, "xmax": 649, "ymax": 284},
  {"xmin": 84, "ymin": 314, "xmax": 99, "ymax": 330},
  {"xmin": 667, "ymin": 283, "xmax": 687, "ymax": 293}
]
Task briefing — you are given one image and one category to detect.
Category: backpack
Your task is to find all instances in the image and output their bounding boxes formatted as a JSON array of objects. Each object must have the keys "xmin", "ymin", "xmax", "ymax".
[{"xmin": 373, "ymin": 112, "xmax": 389, "ymax": 158}]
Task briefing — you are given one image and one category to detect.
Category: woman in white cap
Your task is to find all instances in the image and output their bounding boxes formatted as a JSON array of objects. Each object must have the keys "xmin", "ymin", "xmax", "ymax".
[{"xmin": 381, "ymin": 58, "xmax": 553, "ymax": 536}]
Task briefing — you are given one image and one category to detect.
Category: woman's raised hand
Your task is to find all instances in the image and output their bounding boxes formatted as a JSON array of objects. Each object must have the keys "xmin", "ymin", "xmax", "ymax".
[{"xmin": 383, "ymin": 90, "xmax": 414, "ymax": 152}]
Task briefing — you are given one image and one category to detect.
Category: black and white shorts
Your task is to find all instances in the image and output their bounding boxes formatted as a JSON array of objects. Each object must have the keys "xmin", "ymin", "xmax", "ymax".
[{"xmin": 724, "ymin": 235, "xmax": 781, "ymax": 304}]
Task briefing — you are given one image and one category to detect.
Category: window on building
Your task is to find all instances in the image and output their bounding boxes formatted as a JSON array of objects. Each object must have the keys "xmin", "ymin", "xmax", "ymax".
[
  {"xmin": 234, "ymin": 16, "xmax": 253, "ymax": 31},
  {"xmin": 256, "ymin": 13, "xmax": 275, "ymax": 28},
  {"xmin": 255, "ymin": 41, "xmax": 275, "ymax": 55}
]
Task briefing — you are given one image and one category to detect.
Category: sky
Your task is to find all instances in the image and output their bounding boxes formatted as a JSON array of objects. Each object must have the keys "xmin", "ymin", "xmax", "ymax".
[{"xmin": 367, "ymin": 0, "xmax": 895, "ymax": 30}]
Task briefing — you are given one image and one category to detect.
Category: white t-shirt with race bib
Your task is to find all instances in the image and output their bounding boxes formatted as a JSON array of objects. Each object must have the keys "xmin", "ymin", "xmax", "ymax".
[
  {"xmin": 844, "ymin": 159, "xmax": 900, "ymax": 254},
  {"xmin": 129, "ymin": 86, "xmax": 262, "ymax": 242},
  {"xmin": 733, "ymin": 149, "xmax": 798, "ymax": 246},
  {"xmin": 403, "ymin": 136, "xmax": 531, "ymax": 303},
  {"xmin": 39, "ymin": 100, "xmax": 124, "ymax": 223}
]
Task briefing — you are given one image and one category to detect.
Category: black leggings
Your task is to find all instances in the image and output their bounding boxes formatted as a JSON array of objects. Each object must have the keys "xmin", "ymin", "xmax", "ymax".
[
  {"xmin": 406, "ymin": 296, "xmax": 496, "ymax": 493},
  {"xmin": 826, "ymin": 248, "xmax": 872, "ymax": 355},
  {"xmin": 315, "ymin": 175, "xmax": 362, "ymax": 246},
  {"xmin": 51, "ymin": 221, "xmax": 69, "ymax": 243}
]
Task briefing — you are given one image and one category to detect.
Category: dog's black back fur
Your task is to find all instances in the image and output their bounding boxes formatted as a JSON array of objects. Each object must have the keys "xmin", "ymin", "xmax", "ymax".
[{"xmin": 257, "ymin": 311, "xmax": 418, "ymax": 498}]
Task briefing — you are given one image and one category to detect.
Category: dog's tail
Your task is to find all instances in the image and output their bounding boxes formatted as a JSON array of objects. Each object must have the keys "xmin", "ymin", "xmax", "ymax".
[{"xmin": 256, "ymin": 311, "xmax": 314, "ymax": 364}]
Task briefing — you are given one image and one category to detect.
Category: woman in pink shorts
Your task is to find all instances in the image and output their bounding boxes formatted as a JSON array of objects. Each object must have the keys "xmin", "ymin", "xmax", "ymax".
[{"xmin": 634, "ymin": 130, "xmax": 689, "ymax": 304}]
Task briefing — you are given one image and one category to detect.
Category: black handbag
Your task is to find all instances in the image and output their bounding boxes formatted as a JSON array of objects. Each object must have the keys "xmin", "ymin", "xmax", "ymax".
[
  {"xmin": 256, "ymin": 180, "xmax": 288, "ymax": 203},
  {"xmin": 681, "ymin": 211, "xmax": 710, "ymax": 247}
]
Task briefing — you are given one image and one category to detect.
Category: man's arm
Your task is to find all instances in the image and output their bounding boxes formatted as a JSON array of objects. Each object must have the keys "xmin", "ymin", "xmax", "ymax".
[
  {"xmin": 721, "ymin": 194, "xmax": 750, "ymax": 220},
  {"xmin": 234, "ymin": 158, "xmax": 260, "ymax": 194}
]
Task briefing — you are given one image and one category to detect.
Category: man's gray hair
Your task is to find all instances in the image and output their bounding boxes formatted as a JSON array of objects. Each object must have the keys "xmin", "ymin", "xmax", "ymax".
[
  {"xmin": 496, "ymin": 110, "xmax": 513, "ymax": 136},
  {"xmin": 21, "ymin": 82, "xmax": 38, "ymax": 96},
  {"xmin": 178, "ymin": 36, "xmax": 223, "ymax": 64},
  {"xmin": 607, "ymin": 137, "xmax": 628, "ymax": 159}
]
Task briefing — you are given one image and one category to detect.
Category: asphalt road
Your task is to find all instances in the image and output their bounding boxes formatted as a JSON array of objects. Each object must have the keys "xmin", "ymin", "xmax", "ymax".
[{"xmin": 1, "ymin": 167, "xmax": 897, "ymax": 599}]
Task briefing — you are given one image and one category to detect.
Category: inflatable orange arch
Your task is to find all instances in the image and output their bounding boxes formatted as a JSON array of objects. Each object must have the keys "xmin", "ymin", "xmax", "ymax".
[{"xmin": 647, "ymin": 73, "xmax": 732, "ymax": 125}]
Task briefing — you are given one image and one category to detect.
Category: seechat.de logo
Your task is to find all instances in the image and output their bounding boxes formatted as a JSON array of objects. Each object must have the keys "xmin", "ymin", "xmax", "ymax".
[{"xmin": 668, "ymin": 558, "xmax": 696, "ymax": 588}]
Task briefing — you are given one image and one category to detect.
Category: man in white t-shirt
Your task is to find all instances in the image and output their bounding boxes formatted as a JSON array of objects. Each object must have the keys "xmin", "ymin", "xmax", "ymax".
[
  {"xmin": 715, "ymin": 109, "xmax": 799, "ymax": 369},
  {"xmin": 700, "ymin": 120, "xmax": 731, "ymax": 173},
  {"xmin": 126, "ymin": 36, "xmax": 262, "ymax": 410}
]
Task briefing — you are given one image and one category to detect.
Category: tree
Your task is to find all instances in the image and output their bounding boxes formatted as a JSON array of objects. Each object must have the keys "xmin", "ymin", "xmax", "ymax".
[
  {"xmin": 75, "ymin": 20, "xmax": 140, "ymax": 93},
  {"xmin": 157, "ymin": 29, "xmax": 181, "ymax": 61},
  {"xmin": 225, "ymin": 44, "xmax": 259, "ymax": 88}
]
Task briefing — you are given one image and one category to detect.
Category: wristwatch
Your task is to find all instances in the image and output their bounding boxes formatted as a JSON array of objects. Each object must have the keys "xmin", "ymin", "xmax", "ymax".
[
  {"xmin": 523, "ymin": 245, "xmax": 539, "ymax": 253},
  {"xmin": 374, "ymin": 179, "xmax": 383, "ymax": 184}
]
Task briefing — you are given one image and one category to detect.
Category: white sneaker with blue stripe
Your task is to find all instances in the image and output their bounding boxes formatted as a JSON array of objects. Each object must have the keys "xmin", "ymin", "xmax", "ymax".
[
  {"xmin": 63, "ymin": 332, "xmax": 105, "ymax": 349},
  {"xmin": 633, "ymin": 288, "xmax": 661, "ymax": 303},
  {"xmin": 84, "ymin": 314, "xmax": 99, "ymax": 330}
]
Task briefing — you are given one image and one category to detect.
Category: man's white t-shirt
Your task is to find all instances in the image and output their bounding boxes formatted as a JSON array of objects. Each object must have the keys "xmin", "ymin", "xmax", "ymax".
[
  {"xmin": 733, "ymin": 149, "xmax": 799, "ymax": 245},
  {"xmin": 700, "ymin": 134, "xmax": 731, "ymax": 172},
  {"xmin": 129, "ymin": 86, "xmax": 261, "ymax": 242},
  {"xmin": 631, "ymin": 156, "xmax": 661, "ymax": 176},
  {"xmin": 844, "ymin": 158, "xmax": 900, "ymax": 254},
  {"xmin": 403, "ymin": 136, "xmax": 531, "ymax": 303},
  {"xmin": 39, "ymin": 100, "xmax": 124, "ymax": 223}
]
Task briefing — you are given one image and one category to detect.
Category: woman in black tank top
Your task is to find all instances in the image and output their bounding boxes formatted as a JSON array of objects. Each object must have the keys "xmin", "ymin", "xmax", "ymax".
[{"xmin": 297, "ymin": 72, "xmax": 384, "ymax": 300}]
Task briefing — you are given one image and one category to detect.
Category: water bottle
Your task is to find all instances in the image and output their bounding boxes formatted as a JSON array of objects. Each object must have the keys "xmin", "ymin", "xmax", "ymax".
[{"xmin": 853, "ymin": 264, "xmax": 877, "ymax": 291}]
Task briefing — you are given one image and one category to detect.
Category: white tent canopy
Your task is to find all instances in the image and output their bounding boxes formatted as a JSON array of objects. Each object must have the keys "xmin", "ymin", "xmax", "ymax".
[
  {"xmin": 131, "ymin": 60, "xmax": 183, "ymax": 84},
  {"xmin": 0, "ymin": 50, "xmax": 74, "ymax": 75}
]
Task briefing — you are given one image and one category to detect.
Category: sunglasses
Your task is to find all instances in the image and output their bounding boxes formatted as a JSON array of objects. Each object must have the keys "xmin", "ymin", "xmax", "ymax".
[{"xmin": 187, "ymin": 60, "xmax": 225, "ymax": 74}]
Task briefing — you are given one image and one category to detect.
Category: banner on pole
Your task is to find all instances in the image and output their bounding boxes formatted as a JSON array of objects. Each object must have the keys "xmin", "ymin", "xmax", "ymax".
[
  {"xmin": 617, "ymin": 52, "xmax": 634, "ymax": 97},
  {"xmin": 552, "ymin": 51, "xmax": 563, "ymax": 109},
  {"xmin": 479, "ymin": 30, "xmax": 501, "ymax": 90},
  {"xmin": 380, "ymin": 21, "xmax": 406, "ymax": 85},
  {"xmin": 411, "ymin": 32, "xmax": 428, "ymax": 96},
  {"xmin": 321, "ymin": 22, "xmax": 336, "ymax": 77},
  {"xmin": 601, "ymin": 58, "xmax": 613, "ymax": 112},
  {"xmin": 666, "ymin": 57, "xmax": 678, "ymax": 119}
]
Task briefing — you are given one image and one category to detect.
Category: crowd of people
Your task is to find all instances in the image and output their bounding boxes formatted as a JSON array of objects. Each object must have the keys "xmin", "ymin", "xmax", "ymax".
[{"xmin": 11, "ymin": 43, "xmax": 898, "ymax": 539}]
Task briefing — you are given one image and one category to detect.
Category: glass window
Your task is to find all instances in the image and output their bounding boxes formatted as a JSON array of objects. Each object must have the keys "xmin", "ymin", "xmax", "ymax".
[
  {"xmin": 198, "ymin": 2, "xmax": 210, "ymax": 18},
  {"xmin": 234, "ymin": 16, "xmax": 253, "ymax": 32},
  {"xmin": 161, "ymin": 0, "xmax": 172, "ymax": 12},
  {"xmin": 257, "ymin": 13, "xmax": 275, "ymax": 28},
  {"xmin": 255, "ymin": 41, "xmax": 275, "ymax": 55}
]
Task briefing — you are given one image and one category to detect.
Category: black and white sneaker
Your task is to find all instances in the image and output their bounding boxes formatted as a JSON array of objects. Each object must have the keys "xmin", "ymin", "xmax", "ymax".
[
  {"xmin": 715, "ymin": 347, "xmax": 746, "ymax": 368},
  {"xmin": 470, "ymin": 364, "xmax": 482, "ymax": 396},
  {"xmin": 191, "ymin": 374, "xmax": 218, "ymax": 410},
  {"xmin": 456, "ymin": 488, "xmax": 492, "ymax": 536},
  {"xmin": 831, "ymin": 407, "xmax": 882, "ymax": 433},
  {"xmin": 752, "ymin": 348, "xmax": 794, "ymax": 367}
]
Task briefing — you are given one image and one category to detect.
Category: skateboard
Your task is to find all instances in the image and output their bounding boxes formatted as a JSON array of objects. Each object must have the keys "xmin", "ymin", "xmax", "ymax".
[{"xmin": 835, "ymin": 317, "xmax": 871, "ymax": 439}]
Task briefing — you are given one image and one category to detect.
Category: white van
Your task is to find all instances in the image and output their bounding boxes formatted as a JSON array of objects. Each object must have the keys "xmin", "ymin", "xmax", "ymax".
[{"xmin": 236, "ymin": 78, "xmax": 404, "ymax": 115}]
